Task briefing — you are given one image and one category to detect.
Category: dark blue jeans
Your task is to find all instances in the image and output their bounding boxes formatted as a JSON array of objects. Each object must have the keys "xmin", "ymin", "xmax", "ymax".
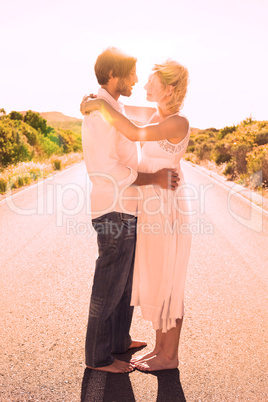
[{"xmin": 85, "ymin": 212, "xmax": 137, "ymax": 368}]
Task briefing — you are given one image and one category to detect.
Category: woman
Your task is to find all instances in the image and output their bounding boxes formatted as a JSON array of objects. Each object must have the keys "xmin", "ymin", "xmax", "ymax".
[{"xmin": 81, "ymin": 60, "xmax": 192, "ymax": 372}]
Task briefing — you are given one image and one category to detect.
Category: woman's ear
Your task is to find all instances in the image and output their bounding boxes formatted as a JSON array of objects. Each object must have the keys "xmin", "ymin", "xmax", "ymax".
[{"xmin": 166, "ymin": 85, "xmax": 174, "ymax": 96}]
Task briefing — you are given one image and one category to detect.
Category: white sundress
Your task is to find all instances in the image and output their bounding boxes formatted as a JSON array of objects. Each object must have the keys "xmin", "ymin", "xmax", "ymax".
[{"xmin": 131, "ymin": 121, "xmax": 192, "ymax": 332}]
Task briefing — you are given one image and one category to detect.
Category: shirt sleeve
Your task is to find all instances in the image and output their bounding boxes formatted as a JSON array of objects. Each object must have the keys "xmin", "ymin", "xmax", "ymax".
[{"xmin": 82, "ymin": 112, "xmax": 138, "ymax": 188}]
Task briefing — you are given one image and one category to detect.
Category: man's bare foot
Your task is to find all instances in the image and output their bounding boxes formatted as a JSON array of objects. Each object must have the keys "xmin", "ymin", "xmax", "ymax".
[
  {"xmin": 135, "ymin": 353, "xmax": 178, "ymax": 372},
  {"xmin": 87, "ymin": 358, "xmax": 134, "ymax": 373},
  {"xmin": 128, "ymin": 340, "xmax": 147, "ymax": 349},
  {"xmin": 130, "ymin": 349, "xmax": 160, "ymax": 363}
]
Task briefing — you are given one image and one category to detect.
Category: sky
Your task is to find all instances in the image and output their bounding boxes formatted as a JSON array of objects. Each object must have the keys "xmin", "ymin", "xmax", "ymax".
[{"xmin": 0, "ymin": 0, "xmax": 267, "ymax": 129}]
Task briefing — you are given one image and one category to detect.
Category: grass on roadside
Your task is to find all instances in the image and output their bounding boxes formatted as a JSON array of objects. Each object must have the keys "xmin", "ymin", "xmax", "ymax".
[{"xmin": 0, "ymin": 153, "xmax": 83, "ymax": 195}]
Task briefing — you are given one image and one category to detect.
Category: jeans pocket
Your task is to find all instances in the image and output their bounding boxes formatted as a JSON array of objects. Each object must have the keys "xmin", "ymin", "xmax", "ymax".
[
  {"xmin": 120, "ymin": 213, "xmax": 136, "ymax": 222},
  {"xmin": 92, "ymin": 220, "xmax": 122, "ymax": 257},
  {"xmin": 120, "ymin": 214, "xmax": 137, "ymax": 238}
]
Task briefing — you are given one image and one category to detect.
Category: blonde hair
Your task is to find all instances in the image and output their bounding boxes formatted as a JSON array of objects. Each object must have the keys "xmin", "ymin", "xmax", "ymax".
[{"xmin": 153, "ymin": 59, "xmax": 189, "ymax": 115}]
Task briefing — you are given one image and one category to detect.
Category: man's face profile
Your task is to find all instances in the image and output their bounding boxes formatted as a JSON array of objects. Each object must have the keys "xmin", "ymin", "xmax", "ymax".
[{"xmin": 116, "ymin": 65, "xmax": 138, "ymax": 97}]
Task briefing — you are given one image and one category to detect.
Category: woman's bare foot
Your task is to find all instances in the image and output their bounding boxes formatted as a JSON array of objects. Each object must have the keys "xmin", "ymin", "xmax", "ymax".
[
  {"xmin": 130, "ymin": 348, "xmax": 160, "ymax": 363},
  {"xmin": 128, "ymin": 340, "xmax": 147, "ymax": 349},
  {"xmin": 87, "ymin": 358, "xmax": 134, "ymax": 373},
  {"xmin": 135, "ymin": 353, "xmax": 178, "ymax": 372}
]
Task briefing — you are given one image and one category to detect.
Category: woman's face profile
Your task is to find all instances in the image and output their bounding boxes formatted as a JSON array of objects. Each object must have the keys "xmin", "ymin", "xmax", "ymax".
[{"xmin": 144, "ymin": 73, "xmax": 165, "ymax": 103}]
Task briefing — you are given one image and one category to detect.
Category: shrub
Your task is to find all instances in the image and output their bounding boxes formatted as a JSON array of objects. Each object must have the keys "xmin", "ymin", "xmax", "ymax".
[
  {"xmin": 194, "ymin": 134, "xmax": 209, "ymax": 144},
  {"xmin": 223, "ymin": 159, "xmax": 236, "ymax": 178},
  {"xmin": 17, "ymin": 176, "xmax": 24, "ymax": 187},
  {"xmin": 58, "ymin": 129, "xmax": 82, "ymax": 153},
  {"xmin": 242, "ymin": 117, "xmax": 255, "ymax": 126},
  {"xmin": 21, "ymin": 123, "xmax": 40, "ymax": 146},
  {"xmin": 212, "ymin": 142, "xmax": 232, "ymax": 165},
  {"xmin": 246, "ymin": 144, "xmax": 268, "ymax": 186},
  {"xmin": 29, "ymin": 169, "xmax": 42, "ymax": 180},
  {"xmin": 52, "ymin": 159, "xmax": 61, "ymax": 170},
  {"xmin": 188, "ymin": 138, "xmax": 195, "ymax": 147},
  {"xmin": 195, "ymin": 142, "xmax": 213, "ymax": 160},
  {"xmin": 230, "ymin": 142, "xmax": 252, "ymax": 174},
  {"xmin": 0, "ymin": 119, "xmax": 33, "ymax": 167},
  {"xmin": 0, "ymin": 108, "xmax": 6, "ymax": 118},
  {"xmin": 8, "ymin": 111, "xmax": 23, "ymax": 121},
  {"xmin": 39, "ymin": 136, "xmax": 62, "ymax": 157},
  {"xmin": 184, "ymin": 153, "xmax": 198, "ymax": 163},
  {"xmin": 215, "ymin": 153, "xmax": 232, "ymax": 164},
  {"xmin": 187, "ymin": 145, "xmax": 195, "ymax": 153},
  {"xmin": 257, "ymin": 121, "xmax": 268, "ymax": 130},
  {"xmin": 255, "ymin": 130, "xmax": 268, "ymax": 146},
  {"xmin": 217, "ymin": 125, "xmax": 237, "ymax": 140},
  {"xmin": 24, "ymin": 110, "xmax": 48, "ymax": 134},
  {"xmin": 0, "ymin": 178, "xmax": 7, "ymax": 193},
  {"xmin": 47, "ymin": 131, "xmax": 61, "ymax": 146}
]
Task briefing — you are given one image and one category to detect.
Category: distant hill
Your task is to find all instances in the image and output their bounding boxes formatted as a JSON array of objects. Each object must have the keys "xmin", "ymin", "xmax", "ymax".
[
  {"xmin": 38, "ymin": 112, "xmax": 82, "ymax": 135},
  {"xmin": 39, "ymin": 111, "xmax": 82, "ymax": 123}
]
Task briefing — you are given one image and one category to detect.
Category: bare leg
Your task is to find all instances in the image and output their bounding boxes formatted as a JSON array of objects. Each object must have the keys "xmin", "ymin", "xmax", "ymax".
[
  {"xmin": 135, "ymin": 318, "xmax": 183, "ymax": 371},
  {"xmin": 87, "ymin": 358, "xmax": 134, "ymax": 373},
  {"xmin": 131, "ymin": 329, "xmax": 164, "ymax": 363}
]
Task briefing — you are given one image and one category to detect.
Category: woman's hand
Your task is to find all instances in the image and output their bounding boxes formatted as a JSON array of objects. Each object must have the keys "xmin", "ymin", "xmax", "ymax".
[{"xmin": 80, "ymin": 95, "xmax": 101, "ymax": 116}]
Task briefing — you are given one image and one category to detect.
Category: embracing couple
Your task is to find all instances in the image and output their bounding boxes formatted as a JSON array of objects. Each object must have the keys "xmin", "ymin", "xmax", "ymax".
[{"xmin": 80, "ymin": 47, "xmax": 192, "ymax": 373}]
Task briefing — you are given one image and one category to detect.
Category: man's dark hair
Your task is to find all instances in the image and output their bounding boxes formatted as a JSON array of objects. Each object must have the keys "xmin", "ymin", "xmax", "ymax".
[{"xmin": 94, "ymin": 47, "xmax": 137, "ymax": 85}]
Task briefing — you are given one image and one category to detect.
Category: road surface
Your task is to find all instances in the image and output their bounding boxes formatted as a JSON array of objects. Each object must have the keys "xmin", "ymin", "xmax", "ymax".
[{"xmin": 0, "ymin": 161, "xmax": 267, "ymax": 401}]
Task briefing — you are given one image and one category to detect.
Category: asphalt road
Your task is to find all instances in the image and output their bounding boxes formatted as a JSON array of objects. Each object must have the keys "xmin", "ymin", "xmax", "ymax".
[{"xmin": 0, "ymin": 161, "xmax": 267, "ymax": 401}]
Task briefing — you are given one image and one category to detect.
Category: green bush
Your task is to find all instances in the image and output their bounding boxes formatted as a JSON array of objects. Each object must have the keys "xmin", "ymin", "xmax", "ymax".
[
  {"xmin": 17, "ymin": 176, "xmax": 24, "ymax": 187},
  {"xmin": 21, "ymin": 123, "xmax": 40, "ymax": 146},
  {"xmin": 215, "ymin": 153, "xmax": 232, "ymax": 165},
  {"xmin": 242, "ymin": 117, "xmax": 255, "ymax": 126},
  {"xmin": 223, "ymin": 159, "xmax": 236, "ymax": 178},
  {"xmin": 0, "ymin": 178, "xmax": 7, "ymax": 193},
  {"xmin": 47, "ymin": 131, "xmax": 61, "ymax": 146},
  {"xmin": 39, "ymin": 136, "xmax": 62, "ymax": 157},
  {"xmin": 230, "ymin": 142, "xmax": 252, "ymax": 174},
  {"xmin": 246, "ymin": 144, "xmax": 268, "ymax": 186},
  {"xmin": 195, "ymin": 142, "xmax": 213, "ymax": 160},
  {"xmin": 0, "ymin": 108, "xmax": 6, "ymax": 118},
  {"xmin": 212, "ymin": 142, "xmax": 232, "ymax": 165},
  {"xmin": 52, "ymin": 159, "xmax": 61, "ymax": 170},
  {"xmin": 0, "ymin": 119, "xmax": 33, "ymax": 167},
  {"xmin": 8, "ymin": 111, "xmax": 23, "ymax": 121},
  {"xmin": 58, "ymin": 129, "xmax": 82, "ymax": 153},
  {"xmin": 257, "ymin": 121, "xmax": 268, "ymax": 130},
  {"xmin": 29, "ymin": 169, "xmax": 42, "ymax": 180},
  {"xmin": 23, "ymin": 110, "xmax": 48, "ymax": 134},
  {"xmin": 194, "ymin": 134, "xmax": 209, "ymax": 144},
  {"xmin": 187, "ymin": 145, "xmax": 195, "ymax": 153},
  {"xmin": 217, "ymin": 125, "xmax": 237, "ymax": 140},
  {"xmin": 188, "ymin": 138, "xmax": 195, "ymax": 147},
  {"xmin": 255, "ymin": 130, "xmax": 268, "ymax": 146}
]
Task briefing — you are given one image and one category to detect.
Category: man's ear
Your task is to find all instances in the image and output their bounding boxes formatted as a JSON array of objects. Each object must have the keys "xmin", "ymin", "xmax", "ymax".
[{"xmin": 109, "ymin": 70, "xmax": 115, "ymax": 79}]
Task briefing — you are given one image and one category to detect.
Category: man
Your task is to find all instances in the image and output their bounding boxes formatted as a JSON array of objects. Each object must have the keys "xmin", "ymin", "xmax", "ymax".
[{"xmin": 82, "ymin": 47, "xmax": 179, "ymax": 373}]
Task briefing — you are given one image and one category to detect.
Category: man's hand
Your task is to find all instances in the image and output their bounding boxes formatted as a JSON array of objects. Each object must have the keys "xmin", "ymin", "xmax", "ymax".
[
  {"xmin": 133, "ymin": 168, "xmax": 180, "ymax": 190},
  {"xmin": 153, "ymin": 168, "xmax": 180, "ymax": 191}
]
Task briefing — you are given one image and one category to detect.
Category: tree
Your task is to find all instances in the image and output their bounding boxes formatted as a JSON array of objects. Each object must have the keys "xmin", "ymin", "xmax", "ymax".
[
  {"xmin": 0, "ymin": 119, "xmax": 33, "ymax": 167},
  {"xmin": 0, "ymin": 108, "xmax": 6, "ymax": 118},
  {"xmin": 23, "ymin": 110, "xmax": 48, "ymax": 134},
  {"xmin": 8, "ymin": 111, "xmax": 23, "ymax": 121}
]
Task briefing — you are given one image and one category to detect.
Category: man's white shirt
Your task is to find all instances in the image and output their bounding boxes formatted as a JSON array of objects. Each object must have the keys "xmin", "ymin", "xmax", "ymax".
[{"xmin": 82, "ymin": 88, "xmax": 139, "ymax": 218}]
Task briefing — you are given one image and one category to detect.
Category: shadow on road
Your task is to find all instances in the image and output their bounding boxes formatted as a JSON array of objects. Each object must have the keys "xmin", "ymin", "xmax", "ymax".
[
  {"xmin": 81, "ymin": 368, "xmax": 135, "ymax": 402},
  {"xmin": 151, "ymin": 368, "xmax": 186, "ymax": 401},
  {"xmin": 81, "ymin": 348, "xmax": 186, "ymax": 401}
]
